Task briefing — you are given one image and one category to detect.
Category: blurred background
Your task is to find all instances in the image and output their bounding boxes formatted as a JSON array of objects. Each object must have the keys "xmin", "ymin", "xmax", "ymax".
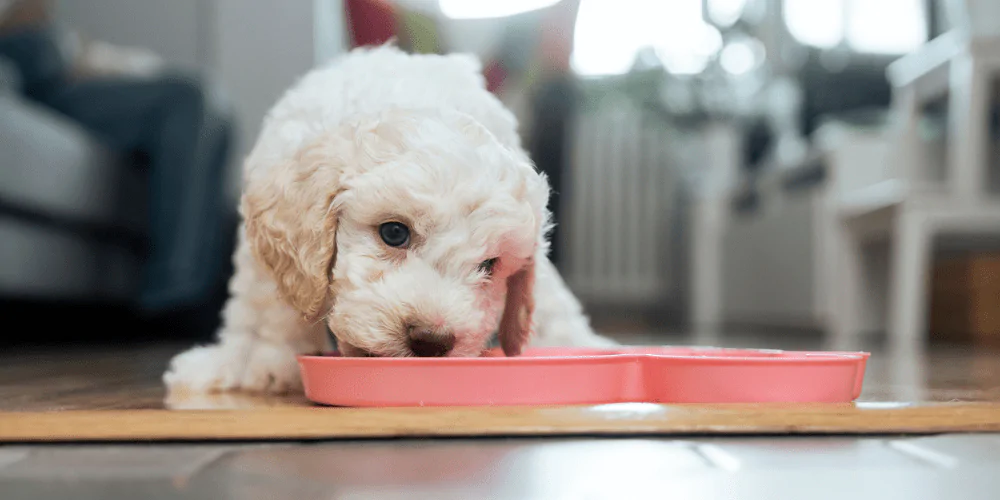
[{"xmin": 1, "ymin": 0, "xmax": 998, "ymax": 353}]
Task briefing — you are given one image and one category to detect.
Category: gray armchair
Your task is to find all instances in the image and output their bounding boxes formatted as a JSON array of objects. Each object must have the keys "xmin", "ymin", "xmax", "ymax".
[{"xmin": 0, "ymin": 57, "xmax": 146, "ymax": 301}]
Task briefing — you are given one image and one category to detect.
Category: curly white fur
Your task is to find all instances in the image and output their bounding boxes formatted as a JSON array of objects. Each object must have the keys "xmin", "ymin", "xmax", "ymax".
[{"xmin": 164, "ymin": 46, "xmax": 614, "ymax": 394}]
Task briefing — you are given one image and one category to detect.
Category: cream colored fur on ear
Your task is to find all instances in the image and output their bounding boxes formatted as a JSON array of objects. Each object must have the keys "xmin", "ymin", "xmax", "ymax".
[
  {"xmin": 499, "ymin": 258, "xmax": 536, "ymax": 356},
  {"xmin": 242, "ymin": 139, "xmax": 344, "ymax": 321}
]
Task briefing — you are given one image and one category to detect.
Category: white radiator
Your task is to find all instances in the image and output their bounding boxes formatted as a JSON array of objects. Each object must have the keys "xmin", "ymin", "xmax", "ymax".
[{"xmin": 561, "ymin": 95, "xmax": 680, "ymax": 304}]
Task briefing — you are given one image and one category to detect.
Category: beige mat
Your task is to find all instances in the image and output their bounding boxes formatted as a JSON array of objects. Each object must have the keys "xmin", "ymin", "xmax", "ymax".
[{"xmin": 4, "ymin": 403, "xmax": 1000, "ymax": 442}]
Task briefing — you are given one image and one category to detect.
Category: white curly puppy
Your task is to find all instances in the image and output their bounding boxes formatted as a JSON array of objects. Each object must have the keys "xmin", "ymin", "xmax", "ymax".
[{"xmin": 164, "ymin": 46, "xmax": 614, "ymax": 394}]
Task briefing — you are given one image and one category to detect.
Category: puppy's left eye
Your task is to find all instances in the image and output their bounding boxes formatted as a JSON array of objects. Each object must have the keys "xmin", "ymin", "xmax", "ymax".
[
  {"xmin": 379, "ymin": 222, "xmax": 410, "ymax": 247},
  {"xmin": 478, "ymin": 258, "xmax": 498, "ymax": 276}
]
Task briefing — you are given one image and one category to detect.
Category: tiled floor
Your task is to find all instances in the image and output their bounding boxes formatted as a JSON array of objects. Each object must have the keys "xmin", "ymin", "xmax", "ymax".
[
  {"xmin": 4, "ymin": 435, "xmax": 1000, "ymax": 499},
  {"xmin": 5, "ymin": 334, "xmax": 1000, "ymax": 497}
]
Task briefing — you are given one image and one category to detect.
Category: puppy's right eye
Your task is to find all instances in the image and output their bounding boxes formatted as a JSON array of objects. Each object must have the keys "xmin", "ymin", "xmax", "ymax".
[
  {"xmin": 379, "ymin": 222, "xmax": 410, "ymax": 247},
  {"xmin": 478, "ymin": 258, "xmax": 498, "ymax": 276}
]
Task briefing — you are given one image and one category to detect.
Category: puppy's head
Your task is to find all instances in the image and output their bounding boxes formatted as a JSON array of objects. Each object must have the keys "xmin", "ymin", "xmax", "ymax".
[{"xmin": 243, "ymin": 108, "xmax": 549, "ymax": 357}]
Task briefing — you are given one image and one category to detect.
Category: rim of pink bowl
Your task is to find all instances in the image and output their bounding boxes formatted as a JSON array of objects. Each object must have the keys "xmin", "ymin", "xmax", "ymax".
[{"xmin": 298, "ymin": 349, "xmax": 871, "ymax": 365}]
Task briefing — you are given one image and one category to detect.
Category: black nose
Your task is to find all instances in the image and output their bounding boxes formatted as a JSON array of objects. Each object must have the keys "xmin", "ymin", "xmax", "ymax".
[{"xmin": 407, "ymin": 327, "xmax": 455, "ymax": 357}]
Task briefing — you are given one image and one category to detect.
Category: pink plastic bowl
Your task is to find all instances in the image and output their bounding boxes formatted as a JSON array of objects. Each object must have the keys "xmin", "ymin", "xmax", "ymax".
[{"xmin": 298, "ymin": 347, "xmax": 870, "ymax": 407}]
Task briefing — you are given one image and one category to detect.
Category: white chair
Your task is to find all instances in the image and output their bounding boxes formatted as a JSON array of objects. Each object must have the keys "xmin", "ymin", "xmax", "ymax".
[
  {"xmin": 827, "ymin": 29, "xmax": 1000, "ymax": 352},
  {"xmin": 689, "ymin": 122, "xmax": 741, "ymax": 344}
]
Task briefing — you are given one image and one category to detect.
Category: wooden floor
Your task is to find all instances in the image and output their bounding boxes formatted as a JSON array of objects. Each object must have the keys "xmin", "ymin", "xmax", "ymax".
[{"xmin": 4, "ymin": 335, "xmax": 1000, "ymax": 441}]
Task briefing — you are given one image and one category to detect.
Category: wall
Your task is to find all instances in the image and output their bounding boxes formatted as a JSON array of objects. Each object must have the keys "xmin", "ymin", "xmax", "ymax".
[
  {"xmin": 54, "ymin": 0, "xmax": 207, "ymax": 71},
  {"xmin": 210, "ymin": 0, "xmax": 321, "ymax": 197},
  {"xmin": 54, "ymin": 0, "xmax": 348, "ymax": 200}
]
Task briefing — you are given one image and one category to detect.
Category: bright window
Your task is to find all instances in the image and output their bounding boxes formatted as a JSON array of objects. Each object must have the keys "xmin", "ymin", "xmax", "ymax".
[
  {"xmin": 846, "ymin": 0, "xmax": 927, "ymax": 53},
  {"xmin": 438, "ymin": 0, "xmax": 561, "ymax": 19},
  {"xmin": 572, "ymin": 0, "xmax": 722, "ymax": 76},
  {"xmin": 783, "ymin": 0, "xmax": 927, "ymax": 54}
]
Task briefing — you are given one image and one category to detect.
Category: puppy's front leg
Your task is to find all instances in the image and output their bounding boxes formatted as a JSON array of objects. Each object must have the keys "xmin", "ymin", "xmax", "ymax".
[
  {"xmin": 529, "ymin": 255, "xmax": 618, "ymax": 348},
  {"xmin": 163, "ymin": 236, "xmax": 330, "ymax": 394}
]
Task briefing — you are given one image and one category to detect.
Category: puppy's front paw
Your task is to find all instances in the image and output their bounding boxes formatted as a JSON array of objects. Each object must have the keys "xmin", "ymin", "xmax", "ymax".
[
  {"xmin": 542, "ymin": 330, "xmax": 620, "ymax": 348},
  {"xmin": 163, "ymin": 341, "xmax": 302, "ymax": 395},
  {"xmin": 237, "ymin": 341, "xmax": 303, "ymax": 394},
  {"xmin": 573, "ymin": 332, "xmax": 621, "ymax": 347},
  {"xmin": 533, "ymin": 318, "xmax": 620, "ymax": 348},
  {"xmin": 163, "ymin": 344, "xmax": 243, "ymax": 394}
]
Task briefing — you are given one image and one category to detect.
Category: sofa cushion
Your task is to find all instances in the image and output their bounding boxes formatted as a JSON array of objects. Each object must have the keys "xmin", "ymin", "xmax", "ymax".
[
  {"xmin": 0, "ymin": 216, "xmax": 141, "ymax": 299},
  {"xmin": 0, "ymin": 95, "xmax": 143, "ymax": 233}
]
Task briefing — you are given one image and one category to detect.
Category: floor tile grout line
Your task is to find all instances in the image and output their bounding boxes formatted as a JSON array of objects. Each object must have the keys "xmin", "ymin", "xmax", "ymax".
[
  {"xmin": 0, "ymin": 448, "xmax": 31, "ymax": 473},
  {"xmin": 884, "ymin": 440, "xmax": 960, "ymax": 469},
  {"xmin": 689, "ymin": 443, "xmax": 741, "ymax": 473},
  {"xmin": 174, "ymin": 447, "xmax": 242, "ymax": 488}
]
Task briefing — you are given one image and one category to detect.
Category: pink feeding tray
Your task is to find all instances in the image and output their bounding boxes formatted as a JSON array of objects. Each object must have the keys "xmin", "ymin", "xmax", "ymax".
[{"xmin": 298, "ymin": 347, "xmax": 870, "ymax": 407}]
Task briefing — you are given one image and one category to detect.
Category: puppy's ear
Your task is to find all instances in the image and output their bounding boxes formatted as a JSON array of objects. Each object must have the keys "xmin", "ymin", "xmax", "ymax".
[
  {"xmin": 242, "ymin": 138, "xmax": 348, "ymax": 321},
  {"xmin": 498, "ymin": 258, "xmax": 536, "ymax": 356}
]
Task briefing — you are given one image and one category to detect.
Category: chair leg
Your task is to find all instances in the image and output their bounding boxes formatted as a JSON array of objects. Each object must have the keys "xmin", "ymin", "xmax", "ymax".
[
  {"xmin": 947, "ymin": 53, "xmax": 991, "ymax": 200},
  {"xmin": 828, "ymin": 220, "xmax": 865, "ymax": 351},
  {"xmin": 887, "ymin": 211, "xmax": 932, "ymax": 352},
  {"xmin": 692, "ymin": 199, "xmax": 723, "ymax": 345}
]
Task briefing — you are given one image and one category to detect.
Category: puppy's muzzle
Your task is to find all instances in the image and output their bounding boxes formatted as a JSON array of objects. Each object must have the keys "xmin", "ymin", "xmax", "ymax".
[{"xmin": 407, "ymin": 325, "xmax": 455, "ymax": 357}]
